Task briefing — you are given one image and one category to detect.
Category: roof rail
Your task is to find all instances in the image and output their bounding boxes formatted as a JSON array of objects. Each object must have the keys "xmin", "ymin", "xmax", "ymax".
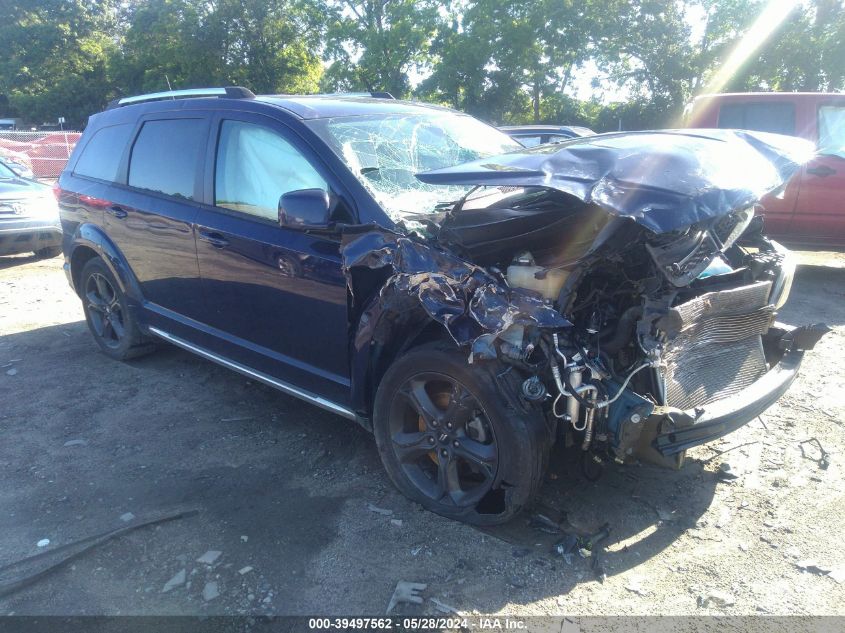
[
  {"xmin": 107, "ymin": 86, "xmax": 255, "ymax": 109},
  {"xmin": 317, "ymin": 91, "xmax": 396, "ymax": 100}
]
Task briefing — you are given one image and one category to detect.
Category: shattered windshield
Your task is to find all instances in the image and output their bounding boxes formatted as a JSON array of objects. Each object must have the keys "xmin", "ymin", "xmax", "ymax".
[{"xmin": 310, "ymin": 113, "xmax": 520, "ymax": 224}]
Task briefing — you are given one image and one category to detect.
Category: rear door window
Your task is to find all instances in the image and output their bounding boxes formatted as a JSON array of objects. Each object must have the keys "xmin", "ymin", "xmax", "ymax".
[
  {"xmin": 818, "ymin": 106, "xmax": 845, "ymax": 159},
  {"xmin": 128, "ymin": 119, "xmax": 205, "ymax": 199},
  {"xmin": 718, "ymin": 102, "xmax": 796, "ymax": 135},
  {"xmin": 214, "ymin": 120, "xmax": 327, "ymax": 221},
  {"xmin": 73, "ymin": 123, "xmax": 134, "ymax": 182}
]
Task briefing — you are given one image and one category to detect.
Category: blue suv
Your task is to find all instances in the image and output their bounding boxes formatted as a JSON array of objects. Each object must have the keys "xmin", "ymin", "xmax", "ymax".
[{"xmin": 58, "ymin": 87, "xmax": 826, "ymax": 525}]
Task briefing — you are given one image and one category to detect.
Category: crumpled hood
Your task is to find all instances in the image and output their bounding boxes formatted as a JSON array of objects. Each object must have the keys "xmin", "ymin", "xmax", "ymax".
[{"xmin": 416, "ymin": 129, "xmax": 814, "ymax": 233}]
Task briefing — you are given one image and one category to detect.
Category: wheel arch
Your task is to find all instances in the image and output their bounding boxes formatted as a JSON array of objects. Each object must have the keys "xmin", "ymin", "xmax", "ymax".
[
  {"xmin": 69, "ymin": 224, "xmax": 143, "ymax": 304},
  {"xmin": 349, "ymin": 296, "xmax": 458, "ymax": 426}
]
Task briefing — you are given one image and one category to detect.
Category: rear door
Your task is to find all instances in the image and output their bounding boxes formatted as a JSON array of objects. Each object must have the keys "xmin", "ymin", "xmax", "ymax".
[
  {"xmin": 193, "ymin": 112, "xmax": 352, "ymax": 403},
  {"xmin": 790, "ymin": 102, "xmax": 845, "ymax": 244},
  {"xmin": 104, "ymin": 113, "xmax": 209, "ymax": 325}
]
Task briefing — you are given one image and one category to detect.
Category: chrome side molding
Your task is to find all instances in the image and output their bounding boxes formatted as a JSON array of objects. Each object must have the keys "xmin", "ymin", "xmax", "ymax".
[{"xmin": 147, "ymin": 326, "xmax": 359, "ymax": 421}]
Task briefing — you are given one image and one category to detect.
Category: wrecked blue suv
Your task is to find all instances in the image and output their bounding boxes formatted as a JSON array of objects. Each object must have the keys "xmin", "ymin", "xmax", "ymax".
[{"xmin": 58, "ymin": 87, "xmax": 827, "ymax": 525}]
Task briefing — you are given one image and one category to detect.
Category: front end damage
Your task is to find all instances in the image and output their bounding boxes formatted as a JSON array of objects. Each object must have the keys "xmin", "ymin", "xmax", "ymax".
[{"xmin": 343, "ymin": 129, "xmax": 829, "ymax": 471}]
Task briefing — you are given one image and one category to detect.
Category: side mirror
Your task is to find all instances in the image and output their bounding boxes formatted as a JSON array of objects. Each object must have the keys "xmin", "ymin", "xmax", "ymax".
[{"xmin": 278, "ymin": 189, "xmax": 331, "ymax": 229}]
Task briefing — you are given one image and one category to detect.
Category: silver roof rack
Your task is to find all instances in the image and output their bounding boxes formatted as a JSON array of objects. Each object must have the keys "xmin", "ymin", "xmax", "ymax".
[{"xmin": 108, "ymin": 86, "xmax": 255, "ymax": 109}]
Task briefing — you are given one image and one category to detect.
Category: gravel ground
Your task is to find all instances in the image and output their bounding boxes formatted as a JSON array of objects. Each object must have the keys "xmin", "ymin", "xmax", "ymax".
[{"xmin": 0, "ymin": 251, "xmax": 843, "ymax": 617}]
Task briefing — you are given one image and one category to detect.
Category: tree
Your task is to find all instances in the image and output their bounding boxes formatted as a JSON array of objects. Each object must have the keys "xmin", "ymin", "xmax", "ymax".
[
  {"xmin": 320, "ymin": 0, "xmax": 443, "ymax": 97},
  {"xmin": 114, "ymin": 0, "xmax": 323, "ymax": 96},
  {"xmin": 0, "ymin": 0, "xmax": 120, "ymax": 126},
  {"xmin": 420, "ymin": 0, "xmax": 597, "ymax": 124}
]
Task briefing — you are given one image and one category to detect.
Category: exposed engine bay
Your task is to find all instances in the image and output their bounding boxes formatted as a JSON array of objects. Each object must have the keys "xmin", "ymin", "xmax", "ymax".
[
  {"xmin": 436, "ymin": 191, "xmax": 804, "ymax": 468},
  {"xmin": 342, "ymin": 129, "xmax": 829, "ymax": 472}
]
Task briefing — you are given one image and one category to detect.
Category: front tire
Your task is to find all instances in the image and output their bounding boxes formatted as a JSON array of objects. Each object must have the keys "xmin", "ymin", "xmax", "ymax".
[
  {"xmin": 373, "ymin": 345, "xmax": 549, "ymax": 525},
  {"xmin": 80, "ymin": 257, "xmax": 154, "ymax": 360}
]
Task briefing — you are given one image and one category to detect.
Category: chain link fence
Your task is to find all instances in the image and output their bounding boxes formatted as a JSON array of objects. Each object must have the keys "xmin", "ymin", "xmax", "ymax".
[{"xmin": 0, "ymin": 130, "xmax": 81, "ymax": 181}]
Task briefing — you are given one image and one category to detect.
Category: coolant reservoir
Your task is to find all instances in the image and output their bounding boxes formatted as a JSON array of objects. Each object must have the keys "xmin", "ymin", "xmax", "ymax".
[{"xmin": 507, "ymin": 254, "xmax": 569, "ymax": 300}]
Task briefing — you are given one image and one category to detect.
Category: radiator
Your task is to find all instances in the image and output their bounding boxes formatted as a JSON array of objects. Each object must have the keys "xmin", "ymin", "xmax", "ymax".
[{"xmin": 658, "ymin": 281, "xmax": 775, "ymax": 410}]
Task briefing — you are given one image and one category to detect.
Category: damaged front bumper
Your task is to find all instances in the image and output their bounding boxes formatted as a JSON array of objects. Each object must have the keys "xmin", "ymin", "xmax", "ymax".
[{"xmin": 643, "ymin": 323, "xmax": 829, "ymax": 459}]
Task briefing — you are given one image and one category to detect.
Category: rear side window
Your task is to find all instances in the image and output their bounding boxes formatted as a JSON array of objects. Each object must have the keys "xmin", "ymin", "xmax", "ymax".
[
  {"xmin": 73, "ymin": 123, "xmax": 134, "ymax": 182},
  {"xmin": 818, "ymin": 106, "xmax": 845, "ymax": 159},
  {"xmin": 128, "ymin": 119, "xmax": 205, "ymax": 199},
  {"xmin": 718, "ymin": 102, "xmax": 796, "ymax": 135}
]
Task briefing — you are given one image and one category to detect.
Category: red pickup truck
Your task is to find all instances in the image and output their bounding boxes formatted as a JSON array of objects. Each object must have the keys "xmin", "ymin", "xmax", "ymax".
[{"xmin": 687, "ymin": 92, "xmax": 845, "ymax": 247}]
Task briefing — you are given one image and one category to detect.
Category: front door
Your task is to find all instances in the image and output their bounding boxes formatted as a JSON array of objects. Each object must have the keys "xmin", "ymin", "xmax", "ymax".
[{"xmin": 194, "ymin": 114, "xmax": 351, "ymax": 403}]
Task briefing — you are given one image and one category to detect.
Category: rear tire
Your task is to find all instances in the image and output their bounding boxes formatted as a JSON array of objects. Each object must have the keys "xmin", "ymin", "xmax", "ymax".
[
  {"xmin": 34, "ymin": 246, "xmax": 62, "ymax": 259},
  {"xmin": 373, "ymin": 344, "xmax": 549, "ymax": 525},
  {"xmin": 80, "ymin": 257, "xmax": 154, "ymax": 361}
]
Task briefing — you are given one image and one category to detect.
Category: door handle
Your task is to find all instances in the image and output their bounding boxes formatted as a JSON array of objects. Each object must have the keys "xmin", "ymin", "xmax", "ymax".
[
  {"xmin": 198, "ymin": 230, "xmax": 229, "ymax": 248},
  {"xmin": 807, "ymin": 165, "xmax": 836, "ymax": 177},
  {"xmin": 107, "ymin": 205, "xmax": 128, "ymax": 219}
]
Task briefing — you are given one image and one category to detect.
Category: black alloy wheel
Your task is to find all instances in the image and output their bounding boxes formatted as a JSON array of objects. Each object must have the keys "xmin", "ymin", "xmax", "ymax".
[
  {"xmin": 388, "ymin": 372, "xmax": 498, "ymax": 508},
  {"xmin": 85, "ymin": 271, "xmax": 126, "ymax": 349},
  {"xmin": 373, "ymin": 344, "xmax": 549, "ymax": 525},
  {"xmin": 79, "ymin": 256, "xmax": 154, "ymax": 360}
]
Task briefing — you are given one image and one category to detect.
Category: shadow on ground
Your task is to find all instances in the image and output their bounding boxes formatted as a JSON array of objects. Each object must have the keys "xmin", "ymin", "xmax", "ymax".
[{"xmin": 0, "ymin": 317, "xmax": 722, "ymax": 614}]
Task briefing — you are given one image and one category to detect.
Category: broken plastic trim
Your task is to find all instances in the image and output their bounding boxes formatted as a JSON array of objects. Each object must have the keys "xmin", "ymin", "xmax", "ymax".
[
  {"xmin": 416, "ymin": 129, "xmax": 814, "ymax": 233},
  {"xmin": 341, "ymin": 225, "xmax": 570, "ymax": 361}
]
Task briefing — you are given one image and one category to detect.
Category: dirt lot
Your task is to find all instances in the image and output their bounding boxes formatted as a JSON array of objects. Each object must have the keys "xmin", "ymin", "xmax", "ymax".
[{"xmin": 0, "ymin": 251, "xmax": 844, "ymax": 617}]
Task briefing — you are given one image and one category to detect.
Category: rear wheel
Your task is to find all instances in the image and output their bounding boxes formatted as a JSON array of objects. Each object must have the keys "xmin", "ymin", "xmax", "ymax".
[
  {"xmin": 80, "ymin": 257, "xmax": 154, "ymax": 360},
  {"xmin": 373, "ymin": 345, "xmax": 548, "ymax": 525}
]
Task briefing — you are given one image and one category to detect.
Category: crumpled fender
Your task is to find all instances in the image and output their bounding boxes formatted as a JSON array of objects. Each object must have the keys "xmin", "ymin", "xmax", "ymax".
[
  {"xmin": 416, "ymin": 129, "xmax": 814, "ymax": 233},
  {"xmin": 342, "ymin": 225, "xmax": 571, "ymax": 414}
]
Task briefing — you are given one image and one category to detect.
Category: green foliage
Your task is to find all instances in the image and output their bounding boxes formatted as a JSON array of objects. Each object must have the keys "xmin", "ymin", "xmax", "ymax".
[
  {"xmin": 320, "ymin": 0, "xmax": 443, "ymax": 97},
  {"xmin": 0, "ymin": 0, "xmax": 119, "ymax": 125},
  {"xmin": 0, "ymin": 0, "xmax": 843, "ymax": 130}
]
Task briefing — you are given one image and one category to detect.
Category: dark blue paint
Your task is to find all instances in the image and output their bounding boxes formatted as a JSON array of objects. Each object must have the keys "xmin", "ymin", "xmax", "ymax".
[{"xmin": 59, "ymin": 95, "xmax": 416, "ymax": 418}]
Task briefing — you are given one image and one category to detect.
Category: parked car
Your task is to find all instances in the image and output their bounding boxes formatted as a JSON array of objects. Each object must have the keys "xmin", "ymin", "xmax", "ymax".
[
  {"xmin": 0, "ymin": 154, "xmax": 35, "ymax": 180},
  {"xmin": 58, "ymin": 87, "xmax": 826, "ymax": 525},
  {"xmin": 686, "ymin": 92, "xmax": 845, "ymax": 246},
  {"xmin": 499, "ymin": 124, "xmax": 595, "ymax": 147},
  {"xmin": 0, "ymin": 159, "xmax": 62, "ymax": 258}
]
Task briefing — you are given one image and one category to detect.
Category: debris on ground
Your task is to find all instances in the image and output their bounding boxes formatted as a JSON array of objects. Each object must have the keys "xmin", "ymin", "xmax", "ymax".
[
  {"xmin": 798, "ymin": 437, "xmax": 830, "ymax": 470},
  {"xmin": 390, "ymin": 519, "xmax": 403, "ymax": 527},
  {"xmin": 0, "ymin": 510, "xmax": 198, "ymax": 599},
  {"xmin": 119, "ymin": 512, "xmax": 135, "ymax": 523},
  {"xmin": 529, "ymin": 513, "xmax": 563, "ymax": 534},
  {"xmin": 794, "ymin": 560, "xmax": 833, "ymax": 575},
  {"xmin": 196, "ymin": 550, "xmax": 222, "ymax": 565},
  {"xmin": 385, "ymin": 581, "xmax": 427, "ymax": 614},
  {"xmin": 367, "ymin": 503, "xmax": 393, "ymax": 516},
  {"xmin": 62, "ymin": 440, "xmax": 87, "ymax": 447},
  {"xmin": 202, "ymin": 581, "xmax": 219, "ymax": 601},
  {"xmin": 552, "ymin": 534, "xmax": 578, "ymax": 564},
  {"xmin": 430, "ymin": 597, "xmax": 459, "ymax": 614},
  {"xmin": 698, "ymin": 589, "xmax": 736, "ymax": 608},
  {"xmin": 551, "ymin": 523, "xmax": 611, "ymax": 577},
  {"xmin": 6, "ymin": 368, "xmax": 18, "ymax": 376},
  {"xmin": 237, "ymin": 566, "xmax": 253, "ymax": 575},
  {"xmin": 162, "ymin": 569, "xmax": 186, "ymax": 593},
  {"xmin": 240, "ymin": 535, "xmax": 248, "ymax": 543}
]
